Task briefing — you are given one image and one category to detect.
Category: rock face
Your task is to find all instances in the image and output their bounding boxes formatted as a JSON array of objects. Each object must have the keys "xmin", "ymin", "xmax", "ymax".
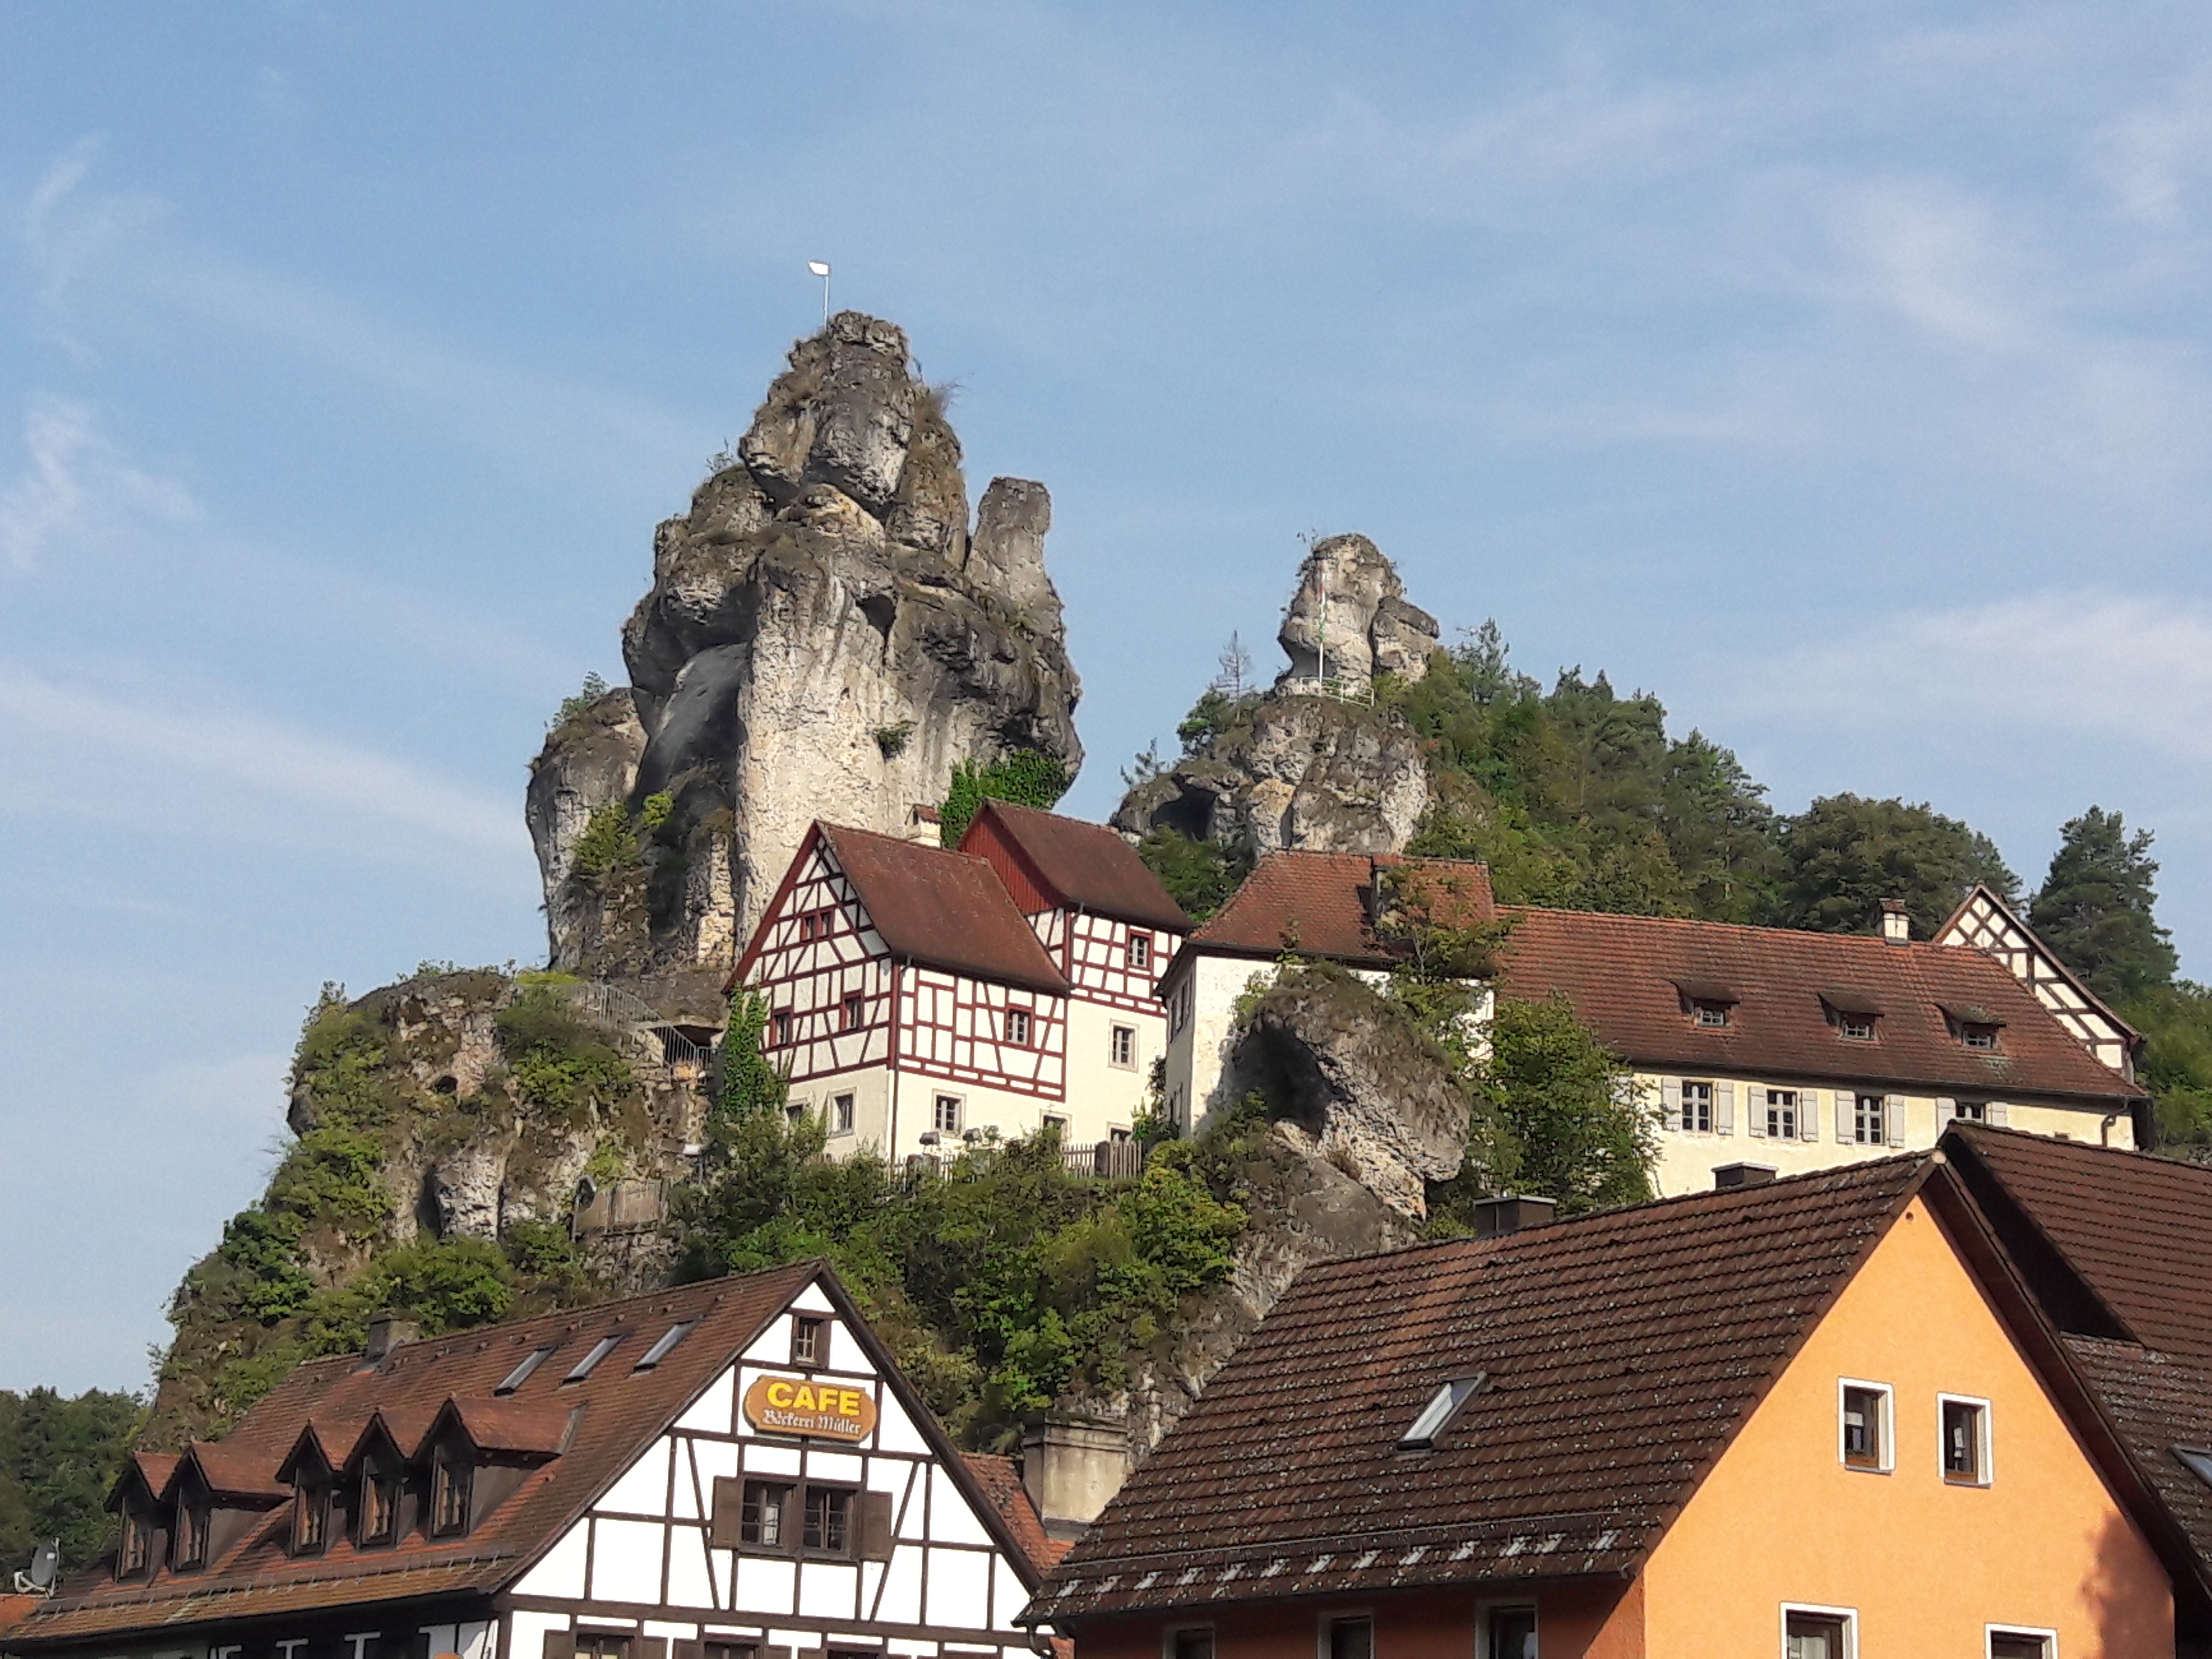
[
  {"xmin": 1278, "ymin": 534, "xmax": 1439, "ymax": 694},
  {"xmin": 1113, "ymin": 537, "xmax": 1433, "ymax": 860},
  {"xmin": 533, "ymin": 312, "xmax": 1083, "ymax": 986},
  {"xmin": 1227, "ymin": 971, "xmax": 1471, "ymax": 1219}
]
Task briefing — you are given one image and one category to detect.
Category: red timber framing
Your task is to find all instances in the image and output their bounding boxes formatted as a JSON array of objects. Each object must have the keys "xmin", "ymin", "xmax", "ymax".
[{"xmin": 734, "ymin": 828, "xmax": 1071, "ymax": 1102}]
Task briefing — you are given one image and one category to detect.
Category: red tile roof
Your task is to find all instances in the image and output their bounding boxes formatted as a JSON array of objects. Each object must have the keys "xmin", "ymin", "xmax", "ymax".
[
  {"xmin": 961, "ymin": 801, "xmax": 1192, "ymax": 931},
  {"xmin": 1032, "ymin": 1155, "xmax": 1936, "ymax": 1619},
  {"xmin": 819, "ymin": 824, "xmax": 1072, "ymax": 995},
  {"xmin": 1493, "ymin": 908, "xmax": 2141, "ymax": 1104},
  {"xmin": 436, "ymin": 1396, "xmax": 575, "ymax": 1458},
  {"xmin": 2062, "ymin": 1336, "xmax": 2212, "ymax": 1583},
  {"xmin": 1181, "ymin": 853, "xmax": 1496, "ymax": 968},
  {"xmin": 1945, "ymin": 1123, "xmax": 2212, "ymax": 1361},
  {"xmin": 962, "ymin": 1453, "xmax": 1071, "ymax": 1574},
  {"xmin": 17, "ymin": 1265, "xmax": 818, "ymax": 1643},
  {"xmin": 0, "ymin": 1598, "xmax": 46, "ymax": 1638}
]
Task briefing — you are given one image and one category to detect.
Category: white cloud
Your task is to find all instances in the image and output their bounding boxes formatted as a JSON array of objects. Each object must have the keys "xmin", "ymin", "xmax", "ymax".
[
  {"xmin": 1737, "ymin": 592, "xmax": 2212, "ymax": 763},
  {"xmin": 1832, "ymin": 181, "xmax": 2041, "ymax": 354},
  {"xmin": 0, "ymin": 661, "xmax": 527, "ymax": 859},
  {"xmin": 0, "ymin": 399, "xmax": 198, "ymax": 572}
]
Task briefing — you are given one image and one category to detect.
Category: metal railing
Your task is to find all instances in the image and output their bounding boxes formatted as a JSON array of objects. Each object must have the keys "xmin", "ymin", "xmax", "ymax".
[
  {"xmin": 543, "ymin": 981, "xmax": 712, "ymax": 1070},
  {"xmin": 902, "ymin": 1139, "xmax": 1147, "ymax": 1183}
]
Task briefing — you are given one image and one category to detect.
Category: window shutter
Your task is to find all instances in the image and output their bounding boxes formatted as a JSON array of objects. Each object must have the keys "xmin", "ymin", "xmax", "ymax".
[
  {"xmin": 859, "ymin": 1489, "xmax": 895, "ymax": 1561},
  {"xmin": 1836, "ymin": 1089, "xmax": 1855, "ymax": 1145},
  {"xmin": 1935, "ymin": 1097, "xmax": 1956, "ymax": 1130},
  {"xmin": 544, "ymin": 1637, "xmax": 576, "ymax": 1659},
  {"xmin": 1987, "ymin": 1101, "xmax": 2009, "ymax": 1127},
  {"xmin": 1800, "ymin": 1087, "xmax": 1820, "ymax": 1142},
  {"xmin": 708, "ymin": 1475, "xmax": 743, "ymax": 1549},
  {"xmin": 1715, "ymin": 1080, "xmax": 1734, "ymax": 1135},
  {"xmin": 1661, "ymin": 1077, "xmax": 1681, "ymax": 1129},
  {"xmin": 1886, "ymin": 1094, "xmax": 1907, "ymax": 1147},
  {"xmin": 675, "ymin": 1642, "xmax": 703, "ymax": 1659},
  {"xmin": 1747, "ymin": 1087, "xmax": 1767, "ymax": 1138},
  {"xmin": 637, "ymin": 1641, "xmax": 669, "ymax": 1659}
]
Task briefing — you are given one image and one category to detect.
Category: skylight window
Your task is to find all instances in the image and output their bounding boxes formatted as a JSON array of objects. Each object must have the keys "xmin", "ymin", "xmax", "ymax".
[
  {"xmin": 496, "ymin": 1346, "xmax": 554, "ymax": 1395},
  {"xmin": 1397, "ymin": 1374, "xmax": 1486, "ymax": 1449},
  {"xmin": 634, "ymin": 1320, "xmax": 697, "ymax": 1371},
  {"xmin": 563, "ymin": 1334, "xmax": 623, "ymax": 1382},
  {"xmin": 2176, "ymin": 1446, "xmax": 2212, "ymax": 1490}
]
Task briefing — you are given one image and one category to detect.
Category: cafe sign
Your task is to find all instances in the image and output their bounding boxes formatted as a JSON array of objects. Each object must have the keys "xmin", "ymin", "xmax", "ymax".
[{"xmin": 742, "ymin": 1373, "xmax": 878, "ymax": 1442}]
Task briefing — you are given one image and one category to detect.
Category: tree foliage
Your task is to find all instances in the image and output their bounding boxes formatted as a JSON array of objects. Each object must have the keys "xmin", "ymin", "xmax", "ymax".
[
  {"xmin": 2031, "ymin": 807, "xmax": 2178, "ymax": 1004},
  {"xmin": 1468, "ymin": 993, "xmax": 1656, "ymax": 1217},
  {"xmin": 938, "ymin": 751, "xmax": 1071, "ymax": 847},
  {"xmin": 1133, "ymin": 827, "xmax": 1253, "ymax": 921},
  {"xmin": 1772, "ymin": 794, "xmax": 2018, "ymax": 939},
  {"xmin": 0, "ymin": 1387, "xmax": 143, "ymax": 1580}
]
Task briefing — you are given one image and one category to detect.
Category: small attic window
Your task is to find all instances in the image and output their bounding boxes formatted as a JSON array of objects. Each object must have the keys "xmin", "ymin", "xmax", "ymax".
[
  {"xmin": 634, "ymin": 1320, "xmax": 697, "ymax": 1371},
  {"xmin": 564, "ymin": 1333, "xmax": 622, "ymax": 1382},
  {"xmin": 1692, "ymin": 1002, "xmax": 1730, "ymax": 1028},
  {"xmin": 2176, "ymin": 1446, "xmax": 2212, "ymax": 1490},
  {"xmin": 496, "ymin": 1345, "xmax": 554, "ymax": 1395},
  {"xmin": 1397, "ymin": 1374, "xmax": 1486, "ymax": 1449}
]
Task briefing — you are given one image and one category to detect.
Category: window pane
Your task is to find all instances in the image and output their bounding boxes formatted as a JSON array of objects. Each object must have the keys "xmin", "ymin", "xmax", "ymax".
[
  {"xmin": 1842, "ymin": 1386, "xmax": 1882, "ymax": 1468},
  {"xmin": 1171, "ymin": 1633, "xmax": 1213, "ymax": 1659},
  {"xmin": 1944, "ymin": 1400, "xmax": 1984, "ymax": 1479},
  {"xmin": 1489, "ymin": 1610, "xmax": 1536, "ymax": 1659},
  {"xmin": 1784, "ymin": 1613, "xmax": 1847, "ymax": 1659},
  {"xmin": 1990, "ymin": 1636, "xmax": 2049, "ymax": 1659},
  {"xmin": 1327, "ymin": 1621, "xmax": 1371, "ymax": 1659}
]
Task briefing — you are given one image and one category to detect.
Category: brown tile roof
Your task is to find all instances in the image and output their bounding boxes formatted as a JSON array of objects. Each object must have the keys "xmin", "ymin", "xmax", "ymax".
[
  {"xmin": 1945, "ymin": 1123, "xmax": 2212, "ymax": 1361},
  {"xmin": 0, "ymin": 1598, "xmax": 47, "ymax": 1638},
  {"xmin": 962, "ymin": 1453, "xmax": 1070, "ymax": 1574},
  {"xmin": 2062, "ymin": 1336, "xmax": 2212, "ymax": 1577},
  {"xmin": 437, "ymin": 1397, "xmax": 575, "ymax": 1458},
  {"xmin": 819, "ymin": 824, "xmax": 1072, "ymax": 996},
  {"xmin": 964, "ymin": 801, "xmax": 1191, "ymax": 931},
  {"xmin": 1182, "ymin": 853, "xmax": 1496, "ymax": 968},
  {"xmin": 1493, "ymin": 908, "xmax": 2142, "ymax": 1104},
  {"xmin": 1030, "ymin": 1155, "xmax": 1934, "ymax": 1620},
  {"xmin": 16, "ymin": 1265, "xmax": 818, "ymax": 1645},
  {"xmin": 169, "ymin": 1440, "xmax": 288, "ymax": 1501}
]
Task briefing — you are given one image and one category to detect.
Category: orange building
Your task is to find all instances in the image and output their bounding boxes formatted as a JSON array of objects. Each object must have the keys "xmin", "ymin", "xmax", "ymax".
[{"xmin": 1021, "ymin": 1155, "xmax": 2203, "ymax": 1658}]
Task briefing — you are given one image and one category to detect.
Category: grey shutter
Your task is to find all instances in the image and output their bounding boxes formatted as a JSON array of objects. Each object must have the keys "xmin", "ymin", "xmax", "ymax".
[
  {"xmin": 1661, "ymin": 1077, "xmax": 1682, "ymax": 1131},
  {"xmin": 637, "ymin": 1640, "xmax": 669, "ymax": 1659},
  {"xmin": 1935, "ymin": 1097, "xmax": 1957, "ymax": 1131},
  {"xmin": 1747, "ymin": 1087, "xmax": 1767, "ymax": 1138},
  {"xmin": 1886, "ymin": 1094, "xmax": 1907, "ymax": 1147},
  {"xmin": 675, "ymin": 1642, "xmax": 704, "ymax": 1659},
  {"xmin": 1800, "ymin": 1087, "xmax": 1820, "ymax": 1142},
  {"xmin": 1715, "ymin": 1080, "xmax": 1734, "ymax": 1135},
  {"xmin": 544, "ymin": 1637, "xmax": 576, "ymax": 1659},
  {"xmin": 1987, "ymin": 1101, "xmax": 2009, "ymax": 1127},
  {"xmin": 859, "ymin": 1489, "xmax": 894, "ymax": 1561},
  {"xmin": 708, "ymin": 1475, "xmax": 743, "ymax": 1549},
  {"xmin": 1836, "ymin": 1089, "xmax": 1856, "ymax": 1145}
]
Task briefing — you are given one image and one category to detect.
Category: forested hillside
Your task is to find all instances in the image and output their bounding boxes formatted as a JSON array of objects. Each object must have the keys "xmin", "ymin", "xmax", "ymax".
[{"xmin": 1141, "ymin": 621, "xmax": 2210, "ymax": 1143}]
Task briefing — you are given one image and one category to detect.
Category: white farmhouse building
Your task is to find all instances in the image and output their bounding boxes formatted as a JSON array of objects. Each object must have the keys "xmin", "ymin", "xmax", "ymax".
[
  {"xmin": 11, "ymin": 1265, "xmax": 1068, "ymax": 1659},
  {"xmin": 732, "ymin": 803, "xmax": 1191, "ymax": 1164}
]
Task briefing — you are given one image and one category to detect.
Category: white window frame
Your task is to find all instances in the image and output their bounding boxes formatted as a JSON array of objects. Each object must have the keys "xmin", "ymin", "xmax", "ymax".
[
  {"xmin": 1475, "ymin": 1601, "xmax": 1538, "ymax": 1659},
  {"xmin": 1836, "ymin": 1378, "xmax": 1894, "ymax": 1474},
  {"xmin": 1852, "ymin": 1093, "xmax": 1885, "ymax": 1145},
  {"xmin": 933, "ymin": 1094, "xmax": 963, "ymax": 1135},
  {"xmin": 832, "ymin": 1093, "xmax": 855, "ymax": 1136},
  {"xmin": 1005, "ymin": 1006, "xmax": 1033, "ymax": 1047},
  {"xmin": 1780, "ymin": 1603, "xmax": 1857, "ymax": 1659},
  {"xmin": 1110, "ymin": 1023, "xmax": 1138, "ymax": 1069},
  {"xmin": 1985, "ymin": 1626, "xmax": 2057, "ymax": 1658},
  {"xmin": 1767, "ymin": 1088, "xmax": 1799, "ymax": 1140},
  {"xmin": 1938, "ymin": 1392, "xmax": 1995, "ymax": 1487},
  {"xmin": 1313, "ymin": 1609, "xmax": 1374, "ymax": 1659},
  {"xmin": 1680, "ymin": 1079, "xmax": 1714, "ymax": 1134},
  {"xmin": 1129, "ymin": 932, "xmax": 1152, "ymax": 972}
]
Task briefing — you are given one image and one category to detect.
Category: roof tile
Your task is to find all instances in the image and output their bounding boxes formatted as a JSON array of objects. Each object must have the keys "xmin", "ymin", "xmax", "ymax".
[
  {"xmin": 964, "ymin": 802, "xmax": 1191, "ymax": 931},
  {"xmin": 820, "ymin": 825, "xmax": 1072, "ymax": 995}
]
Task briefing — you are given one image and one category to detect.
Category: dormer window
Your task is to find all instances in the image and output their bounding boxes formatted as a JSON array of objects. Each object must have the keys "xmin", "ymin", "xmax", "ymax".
[
  {"xmin": 174, "ymin": 1497, "xmax": 210, "ymax": 1570},
  {"xmin": 117, "ymin": 1507, "xmax": 153, "ymax": 1578},
  {"xmin": 1941, "ymin": 1006, "xmax": 2005, "ymax": 1051},
  {"xmin": 1961, "ymin": 1023, "xmax": 1999, "ymax": 1051},
  {"xmin": 293, "ymin": 1476, "xmax": 330, "ymax": 1555},
  {"xmin": 431, "ymin": 1449, "xmax": 473, "ymax": 1537},
  {"xmin": 1677, "ymin": 981, "xmax": 1737, "ymax": 1029},
  {"xmin": 358, "ymin": 1462, "xmax": 400, "ymax": 1546},
  {"xmin": 1839, "ymin": 1014, "xmax": 1875, "ymax": 1040},
  {"xmin": 1692, "ymin": 1002, "xmax": 1729, "ymax": 1028}
]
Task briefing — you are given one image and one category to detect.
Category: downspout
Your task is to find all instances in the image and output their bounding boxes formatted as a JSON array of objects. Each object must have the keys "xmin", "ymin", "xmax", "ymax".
[{"xmin": 890, "ymin": 960, "xmax": 904, "ymax": 1160}]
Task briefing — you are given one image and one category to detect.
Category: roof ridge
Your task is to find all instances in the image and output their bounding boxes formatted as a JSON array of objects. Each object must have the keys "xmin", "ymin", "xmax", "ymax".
[{"xmin": 1501, "ymin": 903, "xmax": 1984, "ymax": 952}]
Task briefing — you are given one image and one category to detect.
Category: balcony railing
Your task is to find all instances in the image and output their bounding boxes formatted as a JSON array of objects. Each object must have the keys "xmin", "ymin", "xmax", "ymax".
[{"xmin": 902, "ymin": 1138, "xmax": 1147, "ymax": 1183}]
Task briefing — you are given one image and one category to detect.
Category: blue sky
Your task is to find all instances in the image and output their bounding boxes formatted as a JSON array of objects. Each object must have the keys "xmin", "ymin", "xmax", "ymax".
[{"xmin": 7, "ymin": 2, "xmax": 2212, "ymax": 1392}]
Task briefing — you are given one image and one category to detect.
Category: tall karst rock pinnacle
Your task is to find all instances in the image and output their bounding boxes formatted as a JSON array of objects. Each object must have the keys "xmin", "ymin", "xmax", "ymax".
[
  {"xmin": 528, "ymin": 313, "xmax": 1083, "ymax": 1002},
  {"xmin": 1115, "ymin": 534, "xmax": 1438, "ymax": 858}
]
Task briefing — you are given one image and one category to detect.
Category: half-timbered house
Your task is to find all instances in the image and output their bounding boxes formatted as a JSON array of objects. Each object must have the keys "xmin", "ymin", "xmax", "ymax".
[
  {"xmin": 732, "ymin": 809, "xmax": 1188, "ymax": 1165},
  {"xmin": 6, "ymin": 1266, "xmax": 1063, "ymax": 1659}
]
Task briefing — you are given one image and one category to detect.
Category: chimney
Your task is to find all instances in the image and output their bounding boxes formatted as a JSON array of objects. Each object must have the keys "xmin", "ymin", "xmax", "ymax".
[
  {"xmin": 1714, "ymin": 1163, "xmax": 1777, "ymax": 1190},
  {"xmin": 1880, "ymin": 900, "xmax": 1911, "ymax": 945},
  {"xmin": 362, "ymin": 1313, "xmax": 419, "ymax": 1364},
  {"xmin": 1472, "ymin": 1194, "xmax": 1559, "ymax": 1238},
  {"xmin": 1019, "ymin": 1414, "xmax": 1130, "ymax": 1542}
]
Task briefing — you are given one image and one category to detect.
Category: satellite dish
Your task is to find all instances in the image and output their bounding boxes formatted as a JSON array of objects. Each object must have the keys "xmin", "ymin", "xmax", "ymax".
[{"xmin": 15, "ymin": 1537, "xmax": 58, "ymax": 1593}]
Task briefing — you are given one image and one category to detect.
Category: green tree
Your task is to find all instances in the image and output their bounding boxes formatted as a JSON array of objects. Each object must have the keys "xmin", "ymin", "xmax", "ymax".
[
  {"xmin": 1133, "ymin": 828, "xmax": 1251, "ymax": 921},
  {"xmin": 1773, "ymin": 794, "xmax": 2017, "ymax": 939},
  {"xmin": 0, "ymin": 1387, "xmax": 144, "ymax": 1577},
  {"xmin": 2029, "ymin": 807, "xmax": 2178, "ymax": 1003},
  {"xmin": 939, "ymin": 751, "xmax": 1071, "ymax": 846},
  {"xmin": 1457, "ymin": 993, "xmax": 1655, "ymax": 1218},
  {"xmin": 2123, "ymin": 982, "xmax": 2212, "ymax": 1146}
]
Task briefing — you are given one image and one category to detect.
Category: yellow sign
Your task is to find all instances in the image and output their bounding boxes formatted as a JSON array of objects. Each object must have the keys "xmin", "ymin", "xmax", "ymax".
[{"xmin": 742, "ymin": 1373, "xmax": 878, "ymax": 1441}]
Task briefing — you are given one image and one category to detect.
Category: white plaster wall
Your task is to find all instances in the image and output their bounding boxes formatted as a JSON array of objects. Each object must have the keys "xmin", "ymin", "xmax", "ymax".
[{"xmin": 1057, "ymin": 999, "xmax": 1159, "ymax": 1139}]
